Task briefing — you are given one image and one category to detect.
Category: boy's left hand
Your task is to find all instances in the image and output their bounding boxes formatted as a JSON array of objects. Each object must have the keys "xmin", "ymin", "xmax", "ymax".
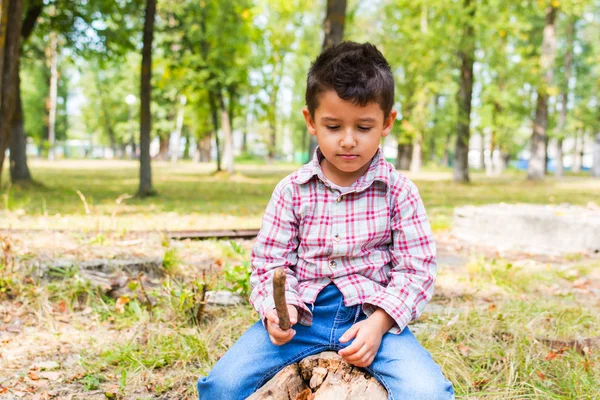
[{"xmin": 338, "ymin": 309, "xmax": 395, "ymax": 367}]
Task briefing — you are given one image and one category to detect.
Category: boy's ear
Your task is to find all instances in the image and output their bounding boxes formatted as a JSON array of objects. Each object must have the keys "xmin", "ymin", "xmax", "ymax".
[
  {"xmin": 381, "ymin": 109, "xmax": 397, "ymax": 138},
  {"xmin": 302, "ymin": 107, "xmax": 317, "ymax": 136}
]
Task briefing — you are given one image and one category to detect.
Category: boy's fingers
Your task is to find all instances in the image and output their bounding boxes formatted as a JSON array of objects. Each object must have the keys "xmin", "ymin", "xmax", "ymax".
[
  {"xmin": 338, "ymin": 338, "xmax": 363, "ymax": 356},
  {"xmin": 288, "ymin": 306, "xmax": 298, "ymax": 324},
  {"xmin": 342, "ymin": 344, "xmax": 368, "ymax": 362},
  {"xmin": 339, "ymin": 324, "xmax": 360, "ymax": 343}
]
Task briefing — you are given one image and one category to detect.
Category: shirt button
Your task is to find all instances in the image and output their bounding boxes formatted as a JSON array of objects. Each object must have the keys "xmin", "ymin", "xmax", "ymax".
[
  {"xmin": 337, "ymin": 196, "xmax": 343, "ymax": 202},
  {"xmin": 329, "ymin": 260, "xmax": 337, "ymax": 268},
  {"xmin": 333, "ymin": 234, "xmax": 341, "ymax": 242}
]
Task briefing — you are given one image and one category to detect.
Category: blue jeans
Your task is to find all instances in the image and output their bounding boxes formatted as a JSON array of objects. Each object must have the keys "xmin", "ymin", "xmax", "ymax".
[{"xmin": 197, "ymin": 284, "xmax": 454, "ymax": 400}]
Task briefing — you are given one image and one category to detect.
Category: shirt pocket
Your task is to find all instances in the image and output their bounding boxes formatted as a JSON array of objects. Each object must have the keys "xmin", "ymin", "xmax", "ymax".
[{"xmin": 352, "ymin": 191, "xmax": 391, "ymax": 252}]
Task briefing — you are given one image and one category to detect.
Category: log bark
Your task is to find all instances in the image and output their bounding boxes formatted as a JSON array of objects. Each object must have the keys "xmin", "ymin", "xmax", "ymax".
[{"xmin": 249, "ymin": 352, "xmax": 387, "ymax": 400}]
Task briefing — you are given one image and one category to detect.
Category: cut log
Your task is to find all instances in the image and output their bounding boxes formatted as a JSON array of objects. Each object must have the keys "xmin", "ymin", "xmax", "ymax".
[
  {"xmin": 247, "ymin": 364, "xmax": 309, "ymax": 400},
  {"xmin": 248, "ymin": 352, "xmax": 387, "ymax": 400}
]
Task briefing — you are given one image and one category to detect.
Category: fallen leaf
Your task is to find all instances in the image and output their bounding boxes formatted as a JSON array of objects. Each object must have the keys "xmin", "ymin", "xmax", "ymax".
[
  {"xmin": 488, "ymin": 304, "xmax": 497, "ymax": 312},
  {"xmin": 0, "ymin": 387, "xmax": 7, "ymax": 394},
  {"xmin": 472, "ymin": 379, "xmax": 490, "ymax": 390},
  {"xmin": 3, "ymin": 314, "xmax": 12, "ymax": 323},
  {"xmin": 57, "ymin": 300, "xmax": 67, "ymax": 314},
  {"xmin": 115, "ymin": 296, "xmax": 130, "ymax": 313},
  {"xmin": 545, "ymin": 348, "xmax": 568, "ymax": 361},
  {"xmin": 458, "ymin": 343, "xmax": 470, "ymax": 357},
  {"xmin": 573, "ymin": 278, "xmax": 590, "ymax": 289},
  {"xmin": 38, "ymin": 371, "xmax": 62, "ymax": 381},
  {"xmin": 28, "ymin": 372, "xmax": 39, "ymax": 381},
  {"xmin": 536, "ymin": 371, "xmax": 546, "ymax": 380}
]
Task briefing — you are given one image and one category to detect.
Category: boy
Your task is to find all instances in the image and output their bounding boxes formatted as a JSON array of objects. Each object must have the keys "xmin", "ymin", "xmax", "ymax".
[{"xmin": 197, "ymin": 42, "xmax": 454, "ymax": 399}]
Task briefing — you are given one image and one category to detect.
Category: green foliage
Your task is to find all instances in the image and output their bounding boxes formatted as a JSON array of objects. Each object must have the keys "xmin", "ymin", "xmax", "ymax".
[
  {"xmin": 80, "ymin": 374, "xmax": 103, "ymax": 391},
  {"xmin": 162, "ymin": 247, "xmax": 181, "ymax": 274},
  {"xmin": 223, "ymin": 241, "xmax": 252, "ymax": 296}
]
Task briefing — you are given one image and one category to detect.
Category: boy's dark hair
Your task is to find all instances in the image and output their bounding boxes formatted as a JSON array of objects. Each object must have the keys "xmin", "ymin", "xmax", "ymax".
[{"xmin": 305, "ymin": 42, "xmax": 395, "ymax": 120}]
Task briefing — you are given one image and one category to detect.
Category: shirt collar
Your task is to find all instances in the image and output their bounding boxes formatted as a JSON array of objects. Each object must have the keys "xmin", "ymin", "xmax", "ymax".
[{"xmin": 295, "ymin": 147, "xmax": 391, "ymax": 192}]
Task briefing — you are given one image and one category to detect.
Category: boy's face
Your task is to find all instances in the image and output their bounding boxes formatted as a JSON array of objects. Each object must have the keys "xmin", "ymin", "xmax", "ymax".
[{"xmin": 303, "ymin": 90, "xmax": 397, "ymax": 186}]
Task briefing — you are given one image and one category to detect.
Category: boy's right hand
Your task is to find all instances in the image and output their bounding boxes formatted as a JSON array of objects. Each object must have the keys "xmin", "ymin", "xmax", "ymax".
[{"xmin": 265, "ymin": 305, "xmax": 298, "ymax": 346}]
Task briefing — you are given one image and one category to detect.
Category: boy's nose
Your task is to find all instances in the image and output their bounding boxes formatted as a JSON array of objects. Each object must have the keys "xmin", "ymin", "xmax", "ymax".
[{"xmin": 340, "ymin": 129, "xmax": 357, "ymax": 147}]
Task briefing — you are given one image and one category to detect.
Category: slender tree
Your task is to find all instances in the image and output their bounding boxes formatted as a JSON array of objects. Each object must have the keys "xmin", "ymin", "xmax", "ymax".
[
  {"xmin": 138, "ymin": 0, "xmax": 156, "ymax": 197},
  {"xmin": 0, "ymin": 0, "xmax": 24, "ymax": 187},
  {"xmin": 528, "ymin": 4, "xmax": 557, "ymax": 181},
  {"xmin": 555, "ymin": 17, "xmax": 575, "ymax": 178},
  {"xmin": 308, "ymin": 0, "xmax": 347, "ymax": 158},
  {"xmin": 9, "ymin": 0, "xmax": 43, "ymax": 183},
  {"xmin": 453, "ymin": 0, "xmax": 476, "ymax": 182}
]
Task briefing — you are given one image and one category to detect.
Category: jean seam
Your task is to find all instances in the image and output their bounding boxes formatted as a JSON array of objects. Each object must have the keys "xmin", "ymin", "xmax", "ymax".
[{"xmin": 254, "ymin": 344, "xmax": 330, "ymax": 391}]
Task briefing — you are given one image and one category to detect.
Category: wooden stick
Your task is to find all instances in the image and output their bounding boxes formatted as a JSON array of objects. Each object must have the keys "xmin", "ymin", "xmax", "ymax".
[{"xmin": 273, "ymin": 268, "xmax": 291, "ymax": 330}]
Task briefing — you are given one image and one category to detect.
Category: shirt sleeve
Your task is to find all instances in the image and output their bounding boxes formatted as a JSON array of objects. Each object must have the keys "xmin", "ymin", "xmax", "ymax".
[
  {"xmin": 362, "ymin": 179, "xmax": 437, "ymax": 334},
  {"xmin": 249, "ymin": 180, "xmax": 312, "ymax": 327}
]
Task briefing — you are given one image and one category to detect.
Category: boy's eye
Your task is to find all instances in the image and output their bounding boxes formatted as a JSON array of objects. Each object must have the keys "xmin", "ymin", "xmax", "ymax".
[
  {"xmin": 326, "ymin": 125, "xmax": 340, "ymax": 130},
  {"xmin": 358, "ymin": 126, "xmax": 372, "ymax": 131}
]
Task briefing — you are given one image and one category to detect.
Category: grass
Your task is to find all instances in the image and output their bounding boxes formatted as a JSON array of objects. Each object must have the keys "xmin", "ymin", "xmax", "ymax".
[
  {"xmin": 2, "ymin": 159, "xmax": 599, "ymax": 231},
  {"xmin": 2, "ymin": 248, "xmax": 597, "ymax": 398},
  {"xmin": 1, "ymin": 160, "xmax": 599, "ymax": 398}
]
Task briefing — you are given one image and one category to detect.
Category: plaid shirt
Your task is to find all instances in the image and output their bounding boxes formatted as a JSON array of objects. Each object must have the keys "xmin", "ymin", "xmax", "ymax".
[{"xmin": 249, "ymin": 148, "xmax": 436, "ymax": 334}]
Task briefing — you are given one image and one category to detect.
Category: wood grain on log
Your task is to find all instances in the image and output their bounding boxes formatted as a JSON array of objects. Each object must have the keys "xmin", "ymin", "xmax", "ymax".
[
  {"xmin": 247, "ymin": 364, "xmax": 308, "ymax": 400},
  {"xmin": 248, "ymin": 352, "xmax": 387, "ymax": 400}
]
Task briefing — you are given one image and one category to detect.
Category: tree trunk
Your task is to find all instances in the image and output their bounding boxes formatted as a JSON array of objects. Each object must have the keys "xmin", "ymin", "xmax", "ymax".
[
  {"xmin": 555, "ymin": 18, "xmax": 575, "ymax": 178},
  {"xmin": 97, "ymin": 80, "xmax": 117, "ymax": 156},
  {"xmin": 453, "ymin": 0, "xmax": 475, "ymax": 182},
  {"xmin": 208, "ymin": 91, "xmax": 221, "ymax": 171},
  {"xmin": 0, "ymin": 0, "xmax": 24, "ymax": 187},
  {"xmin": 441, "ymin": 132, "xmax": 451, "ymax": 167},
  {"xmin": 171, "ymin": 94, "xmax": 186, "ymax": 165},
  {"xmin": 249, "ymin": 352, "xmax": 387, "ymax": 400},
  {"xmin": 479, "ymin": 131, "xmax": 485, "ymax": 170},
  {"xmin": 138, "ymin": 0, "xmax": 156, "ymax": 197},
  {"xmin": 528, "ymin": 5, "xmax": 557, "ymax": 181},
  {"xmin": 309, "ymin": 0, "xmax": 347, "ymax": 158},
  {"xmin": 572, "ymin": 129, "xmax": 582, "ymax": 172},
  {"xmin": 592, "ymin": 132, "xmax": 600, "ymax": 178},
  {"xmin": 395, "ymin": 143, "xmax": 412, "ymax": 170},
  {"xmin": 196, "ymin": 135, "xmax": 211, "ymax": 162},
  {"xmin": 47, "ymin": 31, "xmax": 58, "ymax": 160},
  {"xmin": 9, "ymin": 71, "xmax": 31, "ymax": 183},
  {"xmin": 409, "ymin": 138, "xmax": 422, "ymax": 173},
  {"xmin": 157, "ymin": 135, "xmax": 169, "ymax": 161},
  {"xmin": 218, "ymin": 90, "xmax": 234, "ymax": 174},
  {"xmin": 0, "ymin": 0, "xmax": 9, "ymax": 98},
  {"xmin": 556, "ymin": 138, "xmax": 564, "ymax": 177},
  {"xmin": 182, "ymin": 127, "xmax": 190, "ymax": 160},
  {"xmin": 8, "ymin": 0, "xmax": 43, "ymax": 184}
]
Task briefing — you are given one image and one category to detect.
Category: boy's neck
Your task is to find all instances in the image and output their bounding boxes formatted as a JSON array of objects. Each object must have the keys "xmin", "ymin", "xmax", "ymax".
[{"xmin": 320, "ymin": 157, "xmax": 373, "ymax": 187}]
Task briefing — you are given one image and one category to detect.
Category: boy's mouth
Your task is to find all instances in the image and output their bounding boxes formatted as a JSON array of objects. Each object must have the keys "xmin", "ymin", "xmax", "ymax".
[{"xmin": 338, "ymin": 154, "xmax": 359, "ymax": 160}]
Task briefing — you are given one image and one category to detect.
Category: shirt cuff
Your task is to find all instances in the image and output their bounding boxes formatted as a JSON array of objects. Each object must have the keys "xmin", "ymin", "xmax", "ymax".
[{"xmin": 362, "ymin": 291, "xmax": 412, "ymax": 335}]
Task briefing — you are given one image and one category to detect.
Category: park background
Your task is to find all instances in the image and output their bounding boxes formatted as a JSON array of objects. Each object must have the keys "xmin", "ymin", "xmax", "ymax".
[{"xmin": 1, "ymin": 0, "xmax": 600, "ymax": 399}]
